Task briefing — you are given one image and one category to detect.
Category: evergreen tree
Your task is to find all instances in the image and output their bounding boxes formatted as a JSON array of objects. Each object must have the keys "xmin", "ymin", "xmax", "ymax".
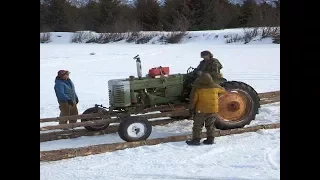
[{"xmin": 135, "ymin": 0, "xmax": 161, "ymax": 31}]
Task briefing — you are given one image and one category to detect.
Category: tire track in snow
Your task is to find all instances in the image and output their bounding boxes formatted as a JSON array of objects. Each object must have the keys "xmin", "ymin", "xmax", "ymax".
[
  {"xmin": 265, "ymin": 145, "xmax": 280, "ymax": 170},
  {"xmin": 181, "ymin": 145, "xmax": 227, "ymax": 164}
]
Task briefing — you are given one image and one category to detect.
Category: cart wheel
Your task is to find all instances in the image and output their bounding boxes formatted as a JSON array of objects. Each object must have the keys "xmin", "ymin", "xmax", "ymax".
[{"xmin": 118, "ymin": 116, "xmax": 152, "ymax": 142}]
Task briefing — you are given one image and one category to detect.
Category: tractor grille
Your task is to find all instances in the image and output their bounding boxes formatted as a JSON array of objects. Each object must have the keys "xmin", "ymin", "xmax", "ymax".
[
  {"xmin": 108, "ymin": 79, "xmax": 131, "ymax": 107},
  {"xmin": 113, "ymin": 85, "xmax": 125, "ymax": 104}
]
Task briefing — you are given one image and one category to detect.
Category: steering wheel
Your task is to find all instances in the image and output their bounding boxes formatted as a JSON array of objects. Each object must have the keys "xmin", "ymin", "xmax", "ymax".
[{"xmin": 187, "ymin": 66, "xmax": 195, "ymax": 74}]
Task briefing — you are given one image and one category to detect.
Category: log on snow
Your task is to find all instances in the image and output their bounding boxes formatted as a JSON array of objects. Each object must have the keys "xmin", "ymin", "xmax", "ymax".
[
  {"xmin": 261, "ymin": 91, "xmax": 280, "ymax": 97},
  {"xmin": 40, "ymin": 113, "xmax": 106, "ymax": 123},
  {"xmin": 40, "ymin": 118, "xmax": 119, "ymax": 131},
  {"xmin": 40, "ymin": 123, "xmax": 280, "ymax": 161},
  {"xmin": 258, "ymin": 90, "xmax": 280, "ymax": 99},
  {"xmin": 40, "ymin": 98, "xmax": 280, "ymax": 141},
  {"xmin": 40, "ymin": 110, "xmax": 190, "ymax": 131},
  {"xmin": 260, "ymin": 96, "xmax": 280, "ymax": 105},
  {"xmin": 40, "ymin": 90, "xmax": 280, "ymax": 123},
  {"xmin": 40, "ymin": 98, "xmax": 280, "ymax": 132},
  {"xmin": 40, "ymin": 118, "xmax": 178, "ymax": 142}
]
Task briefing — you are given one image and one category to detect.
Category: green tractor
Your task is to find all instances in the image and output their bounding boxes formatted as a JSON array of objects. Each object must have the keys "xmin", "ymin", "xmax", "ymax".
[{"xmin": 81, "ymin": 55, "xmax": 260, "ymax": 142}]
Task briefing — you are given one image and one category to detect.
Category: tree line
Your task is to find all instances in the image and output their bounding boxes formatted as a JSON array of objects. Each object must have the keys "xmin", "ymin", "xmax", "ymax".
[{"xmin": 40, "ymin": 0, "xmax": 280, "ymax": 32}]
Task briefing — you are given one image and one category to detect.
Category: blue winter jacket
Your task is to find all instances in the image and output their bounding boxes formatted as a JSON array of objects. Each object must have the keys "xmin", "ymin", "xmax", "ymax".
[{"xmin": 54, "ymin": 77, "xmax": 78, "ymax": 103}]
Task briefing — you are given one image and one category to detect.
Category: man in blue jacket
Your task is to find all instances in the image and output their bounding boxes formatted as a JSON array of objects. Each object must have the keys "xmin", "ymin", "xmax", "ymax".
[{"xmin": 54, "ymin": 70, "xmax": 79, "ymax": 124}]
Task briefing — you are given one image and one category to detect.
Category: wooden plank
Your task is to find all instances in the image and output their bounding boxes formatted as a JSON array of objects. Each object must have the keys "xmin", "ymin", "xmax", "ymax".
[
  {"xmin": 40, "ymin": 98, "xmax": 280, "ymax": 139},
  {"xmin": 40, "ymin": 118, "xmax": 178, "ymax": 142},
  {"xmin": 40, "ymin": 123, "xmax": 280, "ymax": 161},
  {"xmin": 260, "ymin": 96, "xmax": 280, "ymax": 105},
  {"xmin": 40, "ymin": 90, "xmax": 280, "ymax": 123},
  {"xmin": 40, "ymin": 110, "xmax": 189, "ymax": 131},
  {"xmin": 40, "ymin": 118, "xmax": 119, "ymax": 131},
  {"xmin": 40, "ymin": 113, "xmax": 107, "ymax": 123},
  {"xmin": 258, "ymin": 90, "xmax": 280, "ymax": 98}
]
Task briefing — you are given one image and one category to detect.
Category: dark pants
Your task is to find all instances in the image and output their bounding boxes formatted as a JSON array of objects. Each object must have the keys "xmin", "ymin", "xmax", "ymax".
[
  {"xmin": 192, "ymin": 113, "xmax": 217, "ymax": 139},
  {"xmin": 59, "ymin": 102, "xmax": 78, "ymax": 124}
]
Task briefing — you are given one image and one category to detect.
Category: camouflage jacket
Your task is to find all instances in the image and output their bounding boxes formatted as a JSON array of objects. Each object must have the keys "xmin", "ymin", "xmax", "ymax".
[{"xmin": 194, "ymin": 58, "xmax": 223, "ymax": 76}]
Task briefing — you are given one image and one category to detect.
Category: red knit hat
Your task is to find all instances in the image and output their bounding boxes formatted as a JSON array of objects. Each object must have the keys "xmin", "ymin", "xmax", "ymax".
[{"xmin": 57, "ymin": 70, "xmax": 70, "ymax": 77}]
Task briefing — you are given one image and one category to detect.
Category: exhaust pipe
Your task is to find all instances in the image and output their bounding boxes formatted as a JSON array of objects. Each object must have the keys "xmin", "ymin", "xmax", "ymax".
[{"xmin": 134, "ymin": 55, "xmax": 142, "ymax": 79}]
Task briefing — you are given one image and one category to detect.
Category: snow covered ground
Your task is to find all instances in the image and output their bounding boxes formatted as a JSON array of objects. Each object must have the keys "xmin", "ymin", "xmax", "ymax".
[
  {"xmin": 40, "ymin": 29, "xmax": 280, "ymax": 180},
  {"xmin": 40, "ymin": 102, "xmax": 279, "ymax": 151},
  {"xmin": 41, "ymin": 128, "xmax": 280, "ymax": 180}
]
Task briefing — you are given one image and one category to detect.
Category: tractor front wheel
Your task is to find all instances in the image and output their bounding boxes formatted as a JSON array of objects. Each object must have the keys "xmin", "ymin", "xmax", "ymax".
[{"xmin": 118, "ymin": 116, "xmax": 152, "ymax": 142}]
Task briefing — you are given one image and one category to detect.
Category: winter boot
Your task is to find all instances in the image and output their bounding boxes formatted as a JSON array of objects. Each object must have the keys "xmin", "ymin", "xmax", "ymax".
[
  {"xmin": 186, "ymin": 138, "xmax": 201, "ymax": 145},
  {"xmin": 203, "ymin": 137, "xmax": 214, "ymax": 145}
]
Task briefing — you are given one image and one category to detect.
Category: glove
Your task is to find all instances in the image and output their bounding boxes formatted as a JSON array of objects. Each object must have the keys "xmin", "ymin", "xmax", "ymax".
[
  {"xmin": 76, "ymin": 97, "xmax": 79, "ymax": 104},
  {"xmin": 67, "ymin": 99, "xmax": 74, "ymax": 106}
]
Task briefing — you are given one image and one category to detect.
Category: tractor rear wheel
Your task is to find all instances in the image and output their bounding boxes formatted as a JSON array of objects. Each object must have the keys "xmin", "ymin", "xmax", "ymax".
[
  {"xmin": 215, "ymin": 81, "xmax": 260, "ymax": 130},
  {"xmin": 81, "ymin": 107, "xmax": 110, "ymax": 131},
  {"xmin": 118, "ymin": 116, "xmax": 152, "ymax": 142}
]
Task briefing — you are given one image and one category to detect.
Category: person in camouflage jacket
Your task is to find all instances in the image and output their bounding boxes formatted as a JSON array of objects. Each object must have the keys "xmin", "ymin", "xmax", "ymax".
[
  {"xmin": 194, "ymin": 50, "xmax": 223, "ymax": 80},
  {"xmin": 182, "ymin": 50, "xmax": 224, "ymax": 100}
]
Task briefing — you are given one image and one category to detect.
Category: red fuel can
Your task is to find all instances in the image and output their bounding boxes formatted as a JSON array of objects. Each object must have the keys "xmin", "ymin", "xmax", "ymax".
[{"xmin": 148, "ymin": 66, "xmax": 170, "ymax": 78}]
